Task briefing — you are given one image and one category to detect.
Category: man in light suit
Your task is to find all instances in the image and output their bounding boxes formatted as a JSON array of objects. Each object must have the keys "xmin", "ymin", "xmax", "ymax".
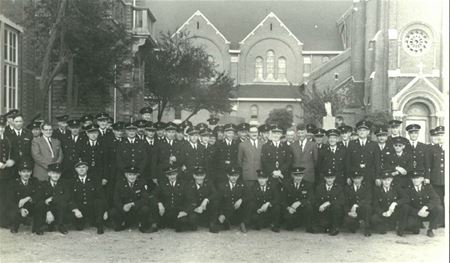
[
  {"xmin": 238, "ymin": 125, "xmax": 263, "ymax": 188},
  {"xmin": 290, "ymin": 124, "xmax": 318, "ymax": 184},
  {"xmin": 31, "ymin": 123, "xmax": 63, "ymax": 181}
]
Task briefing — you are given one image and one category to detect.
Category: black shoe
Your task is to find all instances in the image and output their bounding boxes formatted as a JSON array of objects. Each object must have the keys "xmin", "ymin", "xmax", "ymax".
[
  {"xmin": 306, "ymin": 227, "xmax": 315, "ymax": 234},
  {"xmin": 114, "ymin": 224, "xmax": 126, "ymax": 232},
  {"xmin": 396, "ymin": 230, "xmax": 404, "ymax": 237},
  {"xmin": 329, "ymin": 228, "xmax": 339, "ymax": 236},
  {"xmin": 48, "ymin": 224, "xmax": 55, "ymax": 232},
  {"xmin": 412, "ymin": 228, "xmax": 420, "ymax": 235},
  {"xmin": 10, "ymin": 227, "xmax": 18, "ymax": 234},
  {"xmin": 240, "ymin": 223, "xmax": 247, "ymax": 233},
  {"xmin": 139, "ymin": 226, "xmax": 148, "ymax": 233},
  {"xmin": 35, "ymin": 230, "xmax": 44, "ymax": 235},
  {"xmin": 426, "ymin": 229, "xmax": 435, "ymax": 238},
  {"xmin": 58, "ymin": 226, "xmax": 68, "ymax": 234},
  {"xmin": 149, "ymin": 224, "xmax": 158, "ymax": 233},
  {"xmin": 271, "ymin": 225, "xmax": 280, "ymax": 233},
  {"xmin": 209, "ymin": 223, "xmax": 219, "ymax": 233},
  {"xmin": 97, "ymin": 226, "xmax": 104, "ymax": 235},
  {"xmin": 75, "ymin": 224, "xmax": 83, "ymax": 231},
  {"xmin": 364, "ymin": 228, "xmax": 371, "ymax": 237},
  {"xmin": 223, "ymin": 222, "xmax": 230, "ymax": 231},
  {"xmin": 175, "ymin": 226, "xmax": 183, "ymax": 232}
]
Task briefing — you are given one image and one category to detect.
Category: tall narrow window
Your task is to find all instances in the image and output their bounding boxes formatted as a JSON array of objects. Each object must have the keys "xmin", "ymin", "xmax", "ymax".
[
  {"xmin": 2, "ymin": 28, "xmax": 19, "ymax": 112},
  {"xmin": 134, "ymin": 10, "xmax": 144, "ymax": 28},
  {"xmin": 266, "ymin": 50, "xmax": 275, "ymax": 80},
  {"xmin": 196, "ymin": 21, "xmax": 200, "ymax": 29},
  {"xmin": 255, "ymin": 57, "xmax": 264, "ymax": 80},
  {"xmin": 277, "ymin": 57, "xmax": 287, "ymax": 80},
  {"xmin": 250, "ymin": 104, "xmax": 259, "ymax": 118}
]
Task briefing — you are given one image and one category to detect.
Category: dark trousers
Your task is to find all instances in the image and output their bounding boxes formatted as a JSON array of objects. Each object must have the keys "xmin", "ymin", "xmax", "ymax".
[
  {"xmin": 45, "ymin": 201, "xmax": 69, "ymax": 227},
  {"xmin": 249, "ymin": 204, "xmax": 281, "ymax": 228},
  {"xmin": 283, "ymin": 203, "xmax": 314, "ymax": 229},
  {"xmin": 159, "ymin": 207, "xmax": 194, "ymax": 230},
  {"xmin": 191, "ymin": 202, "xmax": 218, "ymax": 227},
  {"xmin": 110, "ymin": 205, "xmax": 154, "ymax": 229},
  {"xmin": 315, "ymin": 204, "xmax": 343, "ymax": 231},
  {"xmin": 405, "ymin": 204, "xmax": 444, "ymax": 230},
  {"xmin": 0, "ymin": 177, "xmax": 12, "ymax": 227},
  {"xmin": 9, "ymin": 201, "xmax": 44, "ymax": 231},
  {"xmin": 218, "ymin": 202, "xmax": 250, "ymax": 226},
  {"xmin": 71, "ymin": 199, "xmax": 106, "ymax": 229},
  {"xmin": 343, "ymin": 205, "xmax": 371, "ymax": 231},
  {"xmin": 371, "ymin": 204, "xmax": 409, "ymax": 232}
]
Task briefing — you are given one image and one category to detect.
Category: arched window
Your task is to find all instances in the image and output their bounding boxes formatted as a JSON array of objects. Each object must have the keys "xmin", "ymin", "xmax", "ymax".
[
  {"xmin": 250, "ymin": 104, "xmax": 259, "ymax": 118},
  {"xmin": 266, "ymin": 50, "xmax": 275, "ymax": 80},
  {"xmin": 277, "ymin": 57, "xmax": 287, "ymax": 80},
  {"xmin": 255, "ymin": 57, "xmax": 264, "ymax": 80}
]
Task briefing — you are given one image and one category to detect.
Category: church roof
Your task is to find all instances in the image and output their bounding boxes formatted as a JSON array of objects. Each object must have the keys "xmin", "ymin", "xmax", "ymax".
[{"xmin": 146, "ymin": 0, "xmax": 352, "ymax": 51}]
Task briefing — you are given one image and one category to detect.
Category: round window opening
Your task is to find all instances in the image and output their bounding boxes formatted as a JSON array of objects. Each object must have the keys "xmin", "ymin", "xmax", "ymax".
[{"xmin": 403, "ymin": 29, "xmax": 431, "ymax": 56}]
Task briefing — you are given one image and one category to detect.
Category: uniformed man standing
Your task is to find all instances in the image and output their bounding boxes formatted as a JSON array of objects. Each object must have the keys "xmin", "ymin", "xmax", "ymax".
[
  {"xmin": 214, "ymin": 124, "xmax": 239, "ymax": 185},
  {"xmin": 373, "ymin": 125, "xmax": 393, "ymax": 186},
  {"xmin": 261, "ymin": 124, "xmax": 292, "ymax": 188},
  {"xmin": 110, "ymin": 165, "xmax": 157, "ymax": 233},
  {"xmin": 386, "ymin": 120, "xmax": 407, "ymax": 146},
  {"xmin": 216, "ymin": 166, "xmax": 249, "ymax": 233},
  {"xmin": 117, "ymin": 122, "xmax": 148, "ymax": 178},
  {"xmin": 343, "ymin": 170, "xmax": 372, "ymax": 236},
  {"xmin": 386, "ymin": 137, "xmax": 413, "ymax": 189},
  {"xmin": 187, "ymin": 166, "xmax": 219, "ymax": 233},
  {"xmin": 178, "ymin": 127, "xmax": 206, "ymax": 180},
  {"xmin": 53, "ymin": 115, "xmax": 71, "ymax": 142},
  {"xmin": 68, "ymin": 159, "xmax": 107, "ymax": 234},
  {"xmin": 140, "ymin": 106, "xmax": 153, "ymax": 122},
  {"xmin": 154, "ymin": 165, "xmax": 194, "ymax": 232},
  {"xmin": 6, "ymin": 113, "xmax": 33, "ymax": 166},
  {"xmin": 0, "ymin": 117, "xmax": 15, "ymax": 228},
  {"xmin": 134, "ymin": 120, "xmax": 147, "ymax": 141},
  {"xmin": 313, "ymin": 128, "xmax": 326, "ymax": 150},
  {"xmin": 317, "ymin": 129, "xmax": 346, "ymax": 185},
  {"xmin": 7, "ymin": 161, "xmax": 44, "ymax": 234},
  {"xmin": 96, "ymin": 112, "xmax": 114, "ymax": 144},
  {"xmin": 78, "ymin": 124, "xmax": 107, "ymax": 184},
  {"xmin": 371, "ymin": 169, "xmax": 409, "ymax": 236},
  {"xmin": 156, "ymin": 122, "xmax": 181, "ymax": 181},
  {"xmin": 61, "ymin": 119, "xmax": 83, "ymax": 180},
  {"xmin": 236, "ymin": 123, "xmax": 250, "ymax": 143},
  {"xmin": 429, "ymin": 126, "xmax": 445, "ymax": 204},
  {"xmin": 345, "ymin": 120, "xmax": 377, "ymax": 186},
  {"xmin": 404, "ymin": 169, "xmax": 443, "ymax": 237},
  {"xmin": 40, "ymin": 163, "xmax": 70, "ymax": 234},
  {"xmin": 404, "ymin": 124, "xmax": 431, "ymax": 182},
  {"xmin": 143, "ymin": 122, "xmax": 158, "ymax": 185},
  {"xmin": 282, "ymin": 167, "xmax": 314, "ymax": 232},
  {"xmin": 314, "ymin": 168, "xmax": 344, "ymax": 236},
  {"xmin": 247, "ymin": 170, "xmax": 281, "ymax": 232},
  {"xmin": 199, "ymin": 128, "xmax": 217, "ymax": 178},
  {"xmin": 337, "ymin": 125, "xmax": 352, "ymax": 149}
]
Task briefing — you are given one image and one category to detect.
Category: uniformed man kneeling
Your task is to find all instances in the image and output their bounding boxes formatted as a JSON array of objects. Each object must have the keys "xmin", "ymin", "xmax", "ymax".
[
  {"xmin": 41, "ymin": 163, "xmax": 70, "ymax": 234},
  {"xmin": 7, "ymin": 161, "xmax": 44, "ymax": 234},
  {"xmin": 188, "ymin": 166, "xmax": 219, "ymax": 233},
  {"xmin": 282, "ymin": 167, "xmax": 314, "ymax": 232},
  {"xmin": 248, "ymin": 170, "xmax": 281, "ymax": 232},
  {"xmin": 110, "ymin": 165, "xmax": 156, "ymax": 233},
  {"xmin": 343, "ymin": 169, "xmax": 372, "ymax": 236},
  {"xmin": 216, "ymin": 166, "xmax": 249, "ymax": 233},
  {"xmin": 371, "ymin": 169, "xmax": 409, "ymax": 236},
  {"xmin": 155, "ymin": 164, "xmax": 194, "ymax": 232},
  {"xmin": 404, "ymin": 169, "xmax": 443, "ymax": 238},
  {"xmin": 314, "ymin": 168, "xmax": 344, "ymax": 236},
  {"xmin": 68, "ymin": 159, "xmax": 108, "ymax": 234}
]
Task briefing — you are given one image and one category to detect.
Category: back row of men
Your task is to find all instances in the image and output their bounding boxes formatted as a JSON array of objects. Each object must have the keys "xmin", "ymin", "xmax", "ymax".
[{"xmin": 0, "ymin": 108, "xmax": 445, "ymax": 237}]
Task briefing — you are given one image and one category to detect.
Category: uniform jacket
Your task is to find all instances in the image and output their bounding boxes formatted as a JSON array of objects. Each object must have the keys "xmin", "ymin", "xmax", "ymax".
[
  {"xmin": 282, "ymin": 179, "xmax": 314, "ymax": 208},
  {"xmin": 405, "ymin": 183, "xmax": 441, "ymax": 210},
  {"xmin": 372, "ymin": 184, "xmax": 408, "ymax": 214},
  {"xmin": 113, "ymin": 177, "xmax": 150, "ymax": 212},
  {"xmin": 261, "ymin": 141, "xmax": 292, "ymax": 179},
  {"xmin": 429, "ymin": 144, "xmax": 445, "ymax": 186},
  {"xmin": 315, "ymin": 182, "xmax": 345, "ymax": 207},
  {"xmin": 343, "ymin": 183, "xmax": 372, "ymax": 211},
  {"xmin": 67, "ymin": 175, "xmax": 106, "ymax": 210}
]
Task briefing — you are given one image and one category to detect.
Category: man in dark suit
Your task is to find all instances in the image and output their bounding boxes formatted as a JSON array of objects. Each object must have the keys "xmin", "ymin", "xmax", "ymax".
[
  {"xmin": 68, "ymin": 159, "xmax": 107, "ymax": 234},
  {"xmin": 187, "ymin": 166, "xmax": 219, "ymax": 233},
  {"xmin": 78, "ymin": 124, "xmax": 108, "ymax": 185},
  {"xmin": 7, "ymin": 161, "xmax": 44, "ymax": 234},
  {"xmin": 199, "ymin": 128, "xmax": 217, "ymax": 178},
  {"xmin": 343, "ymin": 170, "xmax": 372, "ymax": 236},
  {"xmin": 404, "ymin": 169, "xmax": 443, "ymax": 237},
  {"xmin": 282, "ymin": 167, "xmax": 314, "ymax": 232},
  {"xmin": 345, "ymin": 120, "xmax": 377, "ymax": 186},
  {"xmin": 142, "ymin": 122, "xmax": 158, "ymax": 184},
  {"xmin": 96, "ymin": 112, "xmax": 114, "ymax": 144},
  {"xmin": 110, "ymin": 165, "xmax": 157, "ymax": 233},
  {"xmin": 40, "ymin": 163, "xmax": 70, "ymax": 234},
  {"xmin": 139, "ymin": 106, "xmax": 153, "ymax": 122},
  {"xmin": 386, "ymin": 137, "xmax": 413, "ymax": 189},
  {"xmin": 214, "ymin": 124, "xmax": 239, "ymax": 185},
  {"xmin": 314, "ymin": 168, "xmax": 345, "ymax": 236},
  {"xmin": 156, "ymin": 122, "xmax": 181, "ymax": 181},
  {"xmin": 5, "ymin": 113, "xmax": 33, "ymax": 165},
  {"xmin": 317, "ymin": 129, "xmax": 346, "ymax": 185},
  {"xmin": 154, "ymin": 165, "xmax": 194, "ymax": 232},
  {"xmin": 0, "ymin": 117, "xmax": 15, "ymax": 228},
  {"xmin": 371, "ymin": 169, "xmax": 409, "ymax": 236},
  {"xmin": 291, "ymin": 124, "xmax": 317, "ymax": 184},
  {"xmin": 337, "ymin": 125, "xmax": 353, "ymax": 149},
  {"xmin": 261, "ymin": 124, "xmax": 292, "ymax": 188},
  {"xmin": 216, "ymin": 166, "xmax": 249, "ymax": 233},
  {"xmin": 247, "ymin": 170, "xmax": 281, "ymax": 232},
  {"xmin": 313, "ymin": 128, "xmax": 326, "ymax": 150},
  {"xmin": 429, "ymin": 126, "xmax": 445, "ymax": 206},
  {"xmin": 52, "ymin": 115, "xmax": 71, "ymax": 142},
  {"xmin": 386, "ymin": 120, "xmax": 407, "ymax": 146}
]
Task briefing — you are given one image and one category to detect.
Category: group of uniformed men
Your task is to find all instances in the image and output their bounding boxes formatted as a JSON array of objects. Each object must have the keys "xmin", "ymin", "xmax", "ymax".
[{"xmin": 0, "ymin": 107, "xmax": 445, "ymax": 238}]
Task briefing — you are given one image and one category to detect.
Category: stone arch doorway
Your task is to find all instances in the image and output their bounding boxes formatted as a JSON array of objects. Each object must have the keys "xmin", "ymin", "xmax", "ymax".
[{"xmin": 402, "ymin": 101, "xmax": 433, "ymax": 143}]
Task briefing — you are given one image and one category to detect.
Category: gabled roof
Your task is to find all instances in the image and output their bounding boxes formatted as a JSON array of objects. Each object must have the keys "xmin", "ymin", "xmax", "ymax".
[
  {"xmin": 240, "ymin": 12, "xmax": 302, "ymax": 46},
  {"xmin": 173, "ymin": 10, "xmax": 230, "ymax": 44},
  {"xmin": 146, "ymin": 0, "xmax": 352, "ymax": 51}
]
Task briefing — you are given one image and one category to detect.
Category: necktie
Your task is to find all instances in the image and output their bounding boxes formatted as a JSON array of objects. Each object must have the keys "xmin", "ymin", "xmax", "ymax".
[
  {"xmin": 18, "ymin": 131, "xmax": 21, "ymax": 137},
  {"xmin": 81, "ymin": 178, "xmax": 85, "ymax": 184},
  {"xmin": 344, "ymin": 141, "xmax": 347, "ymax": 148},
  {"xmin": 48, "ymin": 138, "xmax": 52, "ymax": 147},
  {"xmin": 24, "ymin": 181, "xmax": 28, "ymax": 186},
  {"xmin": 295, "ymin": 183, "xmax": 299, "ymax": 190},
  {"xmin": 231, "ymin": 183, "xmax": 235, "ymax": 190},
  {"xmin": 331, "ymin": 148, "xmax": 335, "ymax": 154}
]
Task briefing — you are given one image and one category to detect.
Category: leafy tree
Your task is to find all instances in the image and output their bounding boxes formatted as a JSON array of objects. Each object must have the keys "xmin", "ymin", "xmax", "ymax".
[
  {"xmin": 25, "ymin": 0, "xmax": 132, "ymax": 114},
  {"xmin": 265, "ymin": 108, "xmax": 293, "ymax": 131},
  {"xmin": 298, "ymin": 83, "xmax": 350, "ymax": 126},
  {"xmin": 143, "ymin": 31, "xmax": 236, "ymax": 121}
]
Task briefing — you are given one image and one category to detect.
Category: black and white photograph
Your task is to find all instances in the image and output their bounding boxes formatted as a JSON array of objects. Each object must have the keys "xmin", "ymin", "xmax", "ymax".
[{"xmin": 0, "ymin": 0, "xmax": 448, "ymax": 262}]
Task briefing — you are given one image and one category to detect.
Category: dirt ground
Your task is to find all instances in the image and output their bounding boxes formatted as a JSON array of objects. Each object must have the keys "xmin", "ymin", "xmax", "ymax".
[{"xmin": 0, "ymin": 226, "xmax": 447, "ymax": 263}]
